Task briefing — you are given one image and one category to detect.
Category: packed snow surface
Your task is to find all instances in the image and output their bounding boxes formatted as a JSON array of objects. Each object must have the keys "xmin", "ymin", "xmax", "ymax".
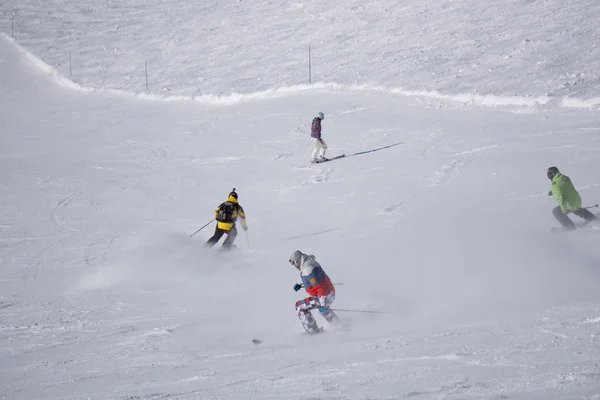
[{"xmin": 2, "ymin": 1, "xmax": 600, "ymax": 399}]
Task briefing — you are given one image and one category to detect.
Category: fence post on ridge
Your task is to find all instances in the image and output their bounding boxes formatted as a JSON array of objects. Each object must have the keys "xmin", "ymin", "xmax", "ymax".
[
  {"xmin": 144, "ymin": 61, "xmax": 149, "ymax": 93},
  {"xmin": 308, "ymin": 45, "xmax": 312, "ymax": 84}
]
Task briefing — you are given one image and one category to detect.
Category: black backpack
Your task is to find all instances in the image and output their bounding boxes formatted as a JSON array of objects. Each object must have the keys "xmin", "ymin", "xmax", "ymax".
[{"xmin": 216, "ymin": 201, "xmax": 236, "ymax": 223}]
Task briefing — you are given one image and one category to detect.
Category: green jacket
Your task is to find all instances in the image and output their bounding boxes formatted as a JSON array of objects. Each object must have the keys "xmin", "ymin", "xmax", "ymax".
[{"xmin": 551, "ymin": 173, "xmax": 581, "ymax": 212}]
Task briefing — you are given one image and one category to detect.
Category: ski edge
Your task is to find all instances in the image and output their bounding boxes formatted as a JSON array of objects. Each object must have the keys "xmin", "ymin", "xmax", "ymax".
[{"xmin": 312, "ymin": 154, "xmax": 346, "ymax": 164}]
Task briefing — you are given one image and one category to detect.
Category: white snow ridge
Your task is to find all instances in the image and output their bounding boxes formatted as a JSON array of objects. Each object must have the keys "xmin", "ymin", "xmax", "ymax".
[{"xmin": 2, "ymin": 1, "xmax": 600, "ymax": 399}]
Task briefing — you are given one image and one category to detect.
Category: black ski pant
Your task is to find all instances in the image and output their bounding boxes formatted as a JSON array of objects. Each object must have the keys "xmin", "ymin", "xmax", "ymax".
[
  {"xmin": 552, "ymin": 206, "xmax": 597, "ymax": 230},
  {"xmin": 205, "ymin": 225, "xmax": 238, "ymax": 248}
]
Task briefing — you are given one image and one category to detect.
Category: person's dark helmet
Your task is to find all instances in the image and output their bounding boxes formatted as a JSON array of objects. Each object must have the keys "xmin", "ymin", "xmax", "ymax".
[
  {"xmin": 547, "ymin": 166, "xmax": 559, "ymax": 179},
  {"xmin": 229, "ymin": 188, "xmax": 238, "ymax": 199}
]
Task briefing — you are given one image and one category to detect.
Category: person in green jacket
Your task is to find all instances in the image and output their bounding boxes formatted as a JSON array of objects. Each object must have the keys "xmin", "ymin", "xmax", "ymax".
[{"xmin": 547, "ymin": 166, "xmax": 597, "ymax": 230}]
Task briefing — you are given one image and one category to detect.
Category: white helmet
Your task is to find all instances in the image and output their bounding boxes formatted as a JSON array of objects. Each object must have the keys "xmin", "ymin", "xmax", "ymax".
[{"xmin": 289, "ymin": 250, "xmax": 303, "ymax": 264}]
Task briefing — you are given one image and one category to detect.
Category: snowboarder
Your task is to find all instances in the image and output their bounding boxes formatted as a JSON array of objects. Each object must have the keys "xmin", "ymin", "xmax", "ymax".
[
  {"xmin": 310, "ymin": 112, "xmax": 328, "ymax": 163},
  {"xmin": 289, "ymin": 250, "xmax": 339, "ymax": 334},
  {"xmin": 547, "ymin": 166, "xmax": 597, "ymax": 230},
  {"xmin": 205, "ymin": 189, "xmax": 248, "ymax": 249}
]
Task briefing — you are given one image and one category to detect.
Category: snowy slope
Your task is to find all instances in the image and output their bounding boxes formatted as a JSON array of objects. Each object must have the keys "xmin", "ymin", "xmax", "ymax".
[
  {"xmin": 2, "ymin": 0, "xmax": 600, "ymax": 105},
  {"xmin": 2, "ymin": 1, "xmax": 600, "ymax": 399}
]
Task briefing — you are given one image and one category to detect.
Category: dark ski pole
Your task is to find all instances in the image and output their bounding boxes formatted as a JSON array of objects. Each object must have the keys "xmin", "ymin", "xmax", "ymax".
[
  {"xmin": 566, "ymin": 204, "xmax": 598, "ymax": 215},
  {"xmin": 190, "ymin": 219, "xmax": 214, "ymax": 237}
]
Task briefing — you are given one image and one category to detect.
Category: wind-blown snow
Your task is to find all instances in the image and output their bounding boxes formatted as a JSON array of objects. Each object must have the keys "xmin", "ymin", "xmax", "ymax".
[{"xmin": 2, "ymin": 1, "xmax": 600, "ymax": 399}]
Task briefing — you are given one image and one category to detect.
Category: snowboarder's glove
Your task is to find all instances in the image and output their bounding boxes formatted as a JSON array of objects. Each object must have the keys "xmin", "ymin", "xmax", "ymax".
[
  {"xmin": 293, "ymin": 283, "xmax": 302, "ymax": 292},
  {"xmin": 242, "ymin": 226, "xmax": 248, "ymax": 232},
  {"xmin": 548, "ymin": 191, "xmax": 552, "ymax": 196}
]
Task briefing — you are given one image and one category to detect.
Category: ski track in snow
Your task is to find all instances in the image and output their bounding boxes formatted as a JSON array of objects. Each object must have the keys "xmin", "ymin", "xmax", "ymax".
[
  {"xmin": 239, "ymin": 140, "xmax": 299, "ymax": 161},
  {"xmin": 380, "ymin": 193, "xmax": 421, "ymax": 216},
  {"xmin": 381, "ymin": 145, "xmax": 498, "ymax": 216},
  {"xmin": 418, "ymin": 128, "xmax": 445, "ymax": 159},
  {"xmin": 430, "ymin": 154, "xmax": 479, "ymax": 187},
  {"xmin": 285, "ymin": 228, "xmax": 340, "ymax": 241},
  {"xmin": 125, "ymin": 140, "xmax": 168, "ymax": 162},
  {"xmin": 123, "ymin": 140, "xmax": 168, "ymax": 173},
  {"xmin": 429, "ymin": 146, "xmax": 499, "ymax": 187},
  {"xmin": 50, "ymin": 191, "xmax": 90, "ymax": 233},
  {"xmin": 191, "ymin": 156, "xmax": 243, "ymax": 165},
  {"xmin": 338, "ymin": 105, "xmax": 370, "ymax": 115},
  {"xmin": 277, "ymin": 166, "xmax": 345, "ymax": 195}
]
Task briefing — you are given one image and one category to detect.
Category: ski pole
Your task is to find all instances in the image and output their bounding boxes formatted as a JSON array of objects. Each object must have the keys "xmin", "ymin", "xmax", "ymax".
[
  {"xmin": 330, "ymin": 308, "xmax": 392, "ymax": 315},
  {"xmin": 190, "ymin": 219, "xmax": 214, "ymax": 237},
  {"xmin": 245, "ymin": 231, "xmax": 251, "ymax": 249},
  {"xmin": 566, "ymin": 204, "xmax": 598, "ymax": 215}
]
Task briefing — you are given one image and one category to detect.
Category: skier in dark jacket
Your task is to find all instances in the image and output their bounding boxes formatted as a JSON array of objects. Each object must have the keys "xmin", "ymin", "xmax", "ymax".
[
  {"xmin": 547, "ymin": 166, "xmax": 597, "ymax": 230},
  {"xmin": 311, "ymin": 112, "xmax": 328, "ymax": 163}
]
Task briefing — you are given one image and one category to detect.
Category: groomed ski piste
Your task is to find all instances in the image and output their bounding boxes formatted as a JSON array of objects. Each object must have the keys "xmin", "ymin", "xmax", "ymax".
[{"xmin": 2, "ymin": 1, "xmax": 600, "ymax": 399}]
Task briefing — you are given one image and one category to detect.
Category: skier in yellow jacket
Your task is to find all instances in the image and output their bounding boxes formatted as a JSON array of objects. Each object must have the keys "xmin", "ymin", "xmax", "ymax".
[{"xmin": 205, "ymin": 189, "xmax": 248, "ymax": 249}]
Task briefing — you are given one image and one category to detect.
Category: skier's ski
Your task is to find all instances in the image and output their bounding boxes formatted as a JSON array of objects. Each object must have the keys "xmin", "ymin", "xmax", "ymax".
[
  {"xmin": 299, "ymin": 155, "xmax": 346, "ymax": 168},
  {"xmin": 313, "ymin": 154, "xmax": 345, "ymax": 164}
]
